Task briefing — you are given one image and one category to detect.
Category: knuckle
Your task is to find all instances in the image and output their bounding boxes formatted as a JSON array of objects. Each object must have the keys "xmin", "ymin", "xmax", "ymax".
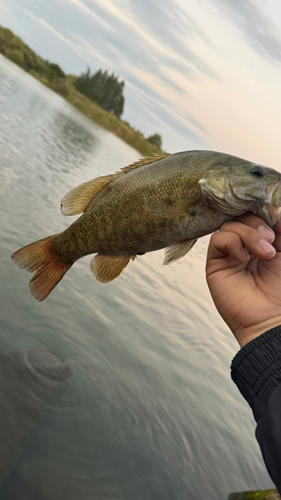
[
  {"xmin": 235, "ymin": 213, "xmax": 265, "ymax": 226},
  {"xmin": 220, "ymin": 221, "xmax": 238, "ymax": 233},
  {"xmin": 210, "ymin": 231, "xmax": 221, "ymax": 243}
]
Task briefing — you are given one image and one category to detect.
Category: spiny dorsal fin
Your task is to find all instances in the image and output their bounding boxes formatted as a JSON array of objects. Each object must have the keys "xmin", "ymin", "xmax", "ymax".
[
  {"xmin": 61, "ymin": 153, "xmax": 170, "ymax": 216},
  {"xmin": 118, "ymin": 153, "xmax": 170, "ymax": 174},
  {"xmin": 61, "ymin": 174, "xmax": 116, "ymax": 216},
  {"xmin": 163, "ymin": 239, "xmax": 197, "ymax": 265}
]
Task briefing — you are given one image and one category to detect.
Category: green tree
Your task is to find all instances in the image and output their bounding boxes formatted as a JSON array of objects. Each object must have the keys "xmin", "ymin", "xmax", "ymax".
[
  {"xmin": 5, "ymin": 48, "xmax": 24, "ymax": 67},
  {"xmin": 75, "ymin": 67, "xmax": 125, "ymax": 117},
  {"xmin": 147, "ymin": 133, "xmax": 162, "ymax": 149},
  {"xmin": 0, "ymin": 26, "xmax": 65, "ymax": 82},
  {"xmin": 45, "ymin": 62, "xmax": 65, "ymax": 82}
]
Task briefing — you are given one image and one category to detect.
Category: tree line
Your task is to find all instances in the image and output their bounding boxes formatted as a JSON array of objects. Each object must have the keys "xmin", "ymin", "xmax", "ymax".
[
  {"xmin": 0, "ymin": 26, "xmax": 65, "ymax": 82},
  {"xmin": 74, "ymin": 67, "xmax": 162, "ymax": 147},
  {"xmin": 75, "ymin": 67, "xmax": 124, "ymax": 118},
  {"xmin": 0, "ymin": 26, "xmax": 162, "ymax": 149}
]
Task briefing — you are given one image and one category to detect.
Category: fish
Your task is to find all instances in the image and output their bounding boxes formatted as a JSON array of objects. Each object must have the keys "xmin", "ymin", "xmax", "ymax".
[{"xmin": 12, "ymin": 150, "xmax": 281, "ymax": 301}]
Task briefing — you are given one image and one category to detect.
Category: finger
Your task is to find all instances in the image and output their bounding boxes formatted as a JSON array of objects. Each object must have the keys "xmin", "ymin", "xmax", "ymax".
[
  {"xmin": 208, "ymin": 221, "xmax": 276, "ymax": 263},
  {"xmin": 220, "ymin": 221, "xmax": 276, "ymax": 258},
  {"xmin": 233, "ymin": 214, "xmax": 275, "ymax": 243},
  {"xmin": 208, "ymin": 230, "xmax": 250, "ymax": 264},
  {"xmin": 273, "ymin": 217, "xmax": 281, "ymax": 252},
  {"xmin": 234, "ymin": 213, "xmax": 281, "ymax": 252}
]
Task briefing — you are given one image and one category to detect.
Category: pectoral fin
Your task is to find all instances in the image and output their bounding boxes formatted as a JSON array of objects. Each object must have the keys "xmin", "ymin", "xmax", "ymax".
[
  {"xmin": 61, "ymin": 174, "xmax": 116, "ymax": 216},
  {"xmin": 149, "ymin": 197, "xmax": 198, "ymax": 217},
  {"xmin": 163, "ymin": 239, "xmax": 197, "ymax": 265},
  {"xmin": 90, "ymin": 254, "xmax": 136, "ymax": 283}
]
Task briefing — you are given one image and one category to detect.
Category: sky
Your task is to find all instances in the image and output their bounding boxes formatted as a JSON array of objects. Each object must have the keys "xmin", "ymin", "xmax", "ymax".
[{"xmin": 1, "ymin": 0, "xmax": 281, "ymax": 169}]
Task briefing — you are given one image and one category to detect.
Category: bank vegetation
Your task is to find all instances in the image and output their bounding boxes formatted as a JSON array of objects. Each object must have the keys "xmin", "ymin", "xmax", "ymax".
[{"xmin": 0, "ymin": 26, "xmax": 163, "ymax": 156}]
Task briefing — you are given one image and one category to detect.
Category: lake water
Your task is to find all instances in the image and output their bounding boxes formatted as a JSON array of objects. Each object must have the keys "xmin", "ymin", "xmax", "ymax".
[{"xmin": 0, "ymin": 54, "xmax": 274, "ymax": 499}]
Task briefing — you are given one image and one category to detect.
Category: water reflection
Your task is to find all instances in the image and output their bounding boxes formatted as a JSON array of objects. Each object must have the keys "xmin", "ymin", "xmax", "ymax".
[
  {"xmin": 45, "ymin": 112, "xmax": 98, "ymax": 175},
  {"xmin": 0, "ymin": 347, "xmax": 70, "ymax": 500},
  {"xmin": 0, "ymin": 55, "xmax": 274, "ymax": 499}
]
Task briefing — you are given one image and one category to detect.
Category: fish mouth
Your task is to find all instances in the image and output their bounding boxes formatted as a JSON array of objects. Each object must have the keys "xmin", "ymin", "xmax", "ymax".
[
  {"xmin": 271, "ymin": 182, "xmax": 281, "ymax": 208},
  {"xmin": 200, "ymin": 178, "xmax": 281, "ymax": 229},
  {"xmin": 255, "ymin": 182, "xmax": 281, "ymax": 229},
  {"xmin": 254, "ymin": 203, "xmax": 281, "ymax": 229}
]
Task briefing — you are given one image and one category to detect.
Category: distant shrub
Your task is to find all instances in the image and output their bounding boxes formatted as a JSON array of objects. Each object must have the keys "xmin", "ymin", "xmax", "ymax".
[
  {"xmin": 75, "ymin": 67, "xmax": 125, "ymax": 117},
  {"xmin": 0, "ymin": 27, "xmax": 15, "ymax": 46},
  {"xmin": 50, "ymin": 80, "xmax": 69, "ymax": 96},
  {"xmin": 147, "ymin": 133, "xmax": 162, "ymax": 148},
  {"xmin": 5, "ymin": 48, "xmax": 24, "ymax": 68},
  {"xmin": 0, "ymin": 25, "xmax": 164, "ymax": 156},
  {"xmin": 46, "ymin": 62, "xmax": 65, "ymax": 81},
  {"xmin": 0, "ymin": 26, "xmax": 66, "ymax": 85},
  {"xmin": 23, "ymin": 50, "xmax": 43, "ymax": 72}
]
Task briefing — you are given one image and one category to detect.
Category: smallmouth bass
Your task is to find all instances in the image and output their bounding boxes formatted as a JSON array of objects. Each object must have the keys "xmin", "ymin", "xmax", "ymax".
[{"xmin": 12, "ymin": 150, "xmax": 281, "ymax": 301}]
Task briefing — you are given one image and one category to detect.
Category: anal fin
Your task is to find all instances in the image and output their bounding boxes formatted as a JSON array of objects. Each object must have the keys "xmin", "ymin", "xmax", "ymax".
[
  {"xmin": 163, "ymin": 239, "xmax": 197, "ymax": 265},
  {"xmin": 90, "ymin": 254, "xmax": 135, "ymax": 283}
]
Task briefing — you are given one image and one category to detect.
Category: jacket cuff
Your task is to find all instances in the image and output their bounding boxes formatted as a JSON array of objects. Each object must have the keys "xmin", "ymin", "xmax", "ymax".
[{"xmin": 231, "ymin": 326, "xmax": 281, "ymax": 422}]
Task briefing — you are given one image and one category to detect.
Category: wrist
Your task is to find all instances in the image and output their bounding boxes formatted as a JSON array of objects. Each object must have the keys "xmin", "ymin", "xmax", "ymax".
[
  {"xmin": 231, "ymin": 326, "xmax": 281, "ymax": 422},
  {"xmin": 235, "ymin": 316, "xmax": 281, "ymax": 348}
]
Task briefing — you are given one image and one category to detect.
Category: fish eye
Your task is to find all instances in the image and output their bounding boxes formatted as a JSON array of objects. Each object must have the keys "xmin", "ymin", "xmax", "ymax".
[{"xmin": 250, "ymin": 166, "xmax": 265, "ymax": 178}]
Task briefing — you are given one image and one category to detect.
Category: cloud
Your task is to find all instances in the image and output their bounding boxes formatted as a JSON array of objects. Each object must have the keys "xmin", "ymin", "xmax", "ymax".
[
  {"xmin": 122, "ymin": 71, "xmax": 201, "ymax": 136},
  {"xmin": 207, "ymin": 0, "xmax": 281, "ymax": 64},
  {"xmin": 2, "ymin": 0, "xmax": 250, "ymax": 152},
  {"xmin": 128, "ymin": 0, "xmax": 215, "ymax": 76},
  {"xmin": 68, "ymin": 0, "xmax": 218, "ymax": 83},
  {"xmin": 5, "ymin": 0, "xmax": 218, "ymax": 99},
  {"xmin": 124, "ymin": 79, "xmax": 209, "ymax": 150}
]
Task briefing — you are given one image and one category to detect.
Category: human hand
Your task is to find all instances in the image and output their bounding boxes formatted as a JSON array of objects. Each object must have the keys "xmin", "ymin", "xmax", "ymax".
[{"xmin": 206, "ymin": 214, "xmax": 281, "ymax": 348}]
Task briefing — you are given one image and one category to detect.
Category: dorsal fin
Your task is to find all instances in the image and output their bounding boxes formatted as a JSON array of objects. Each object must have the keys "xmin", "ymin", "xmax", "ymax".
[
  {"xmin": 118, "ymin": 153, "xmax": 170, "ymax": 174},
  {"xmin": 61, "ymin": 153, "xmax": 170, "ymax": 216},
  {"xmin": 61, "ymin": 174, "xmax": 116, "ymax": 216}
]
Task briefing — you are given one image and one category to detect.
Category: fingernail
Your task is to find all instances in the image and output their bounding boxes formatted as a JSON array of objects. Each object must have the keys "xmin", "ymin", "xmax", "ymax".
[
  {"xmin": 258, "ymin": 225, "xmax": 274, "ymax": 240},
  {"xmin": 259, "ymin": 239, "xmax": 276, "ymax": 255}
]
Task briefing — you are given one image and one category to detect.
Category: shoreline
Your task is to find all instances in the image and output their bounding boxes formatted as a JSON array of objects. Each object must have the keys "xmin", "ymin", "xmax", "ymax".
[{"xmin": 0, "ymin": 26, "xmax": 163, "ymax": 156}]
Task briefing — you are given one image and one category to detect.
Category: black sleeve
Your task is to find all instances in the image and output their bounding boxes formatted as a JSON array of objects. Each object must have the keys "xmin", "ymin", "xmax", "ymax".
[{"xmin": 231, "ymin": 326, "xmax": 281, "ymax": 493}]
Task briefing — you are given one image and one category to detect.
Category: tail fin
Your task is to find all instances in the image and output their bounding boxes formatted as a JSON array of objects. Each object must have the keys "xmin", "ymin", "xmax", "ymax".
[{"xmin": 12, "ymin": 235, "xmax": 72, "ymax": 301}]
